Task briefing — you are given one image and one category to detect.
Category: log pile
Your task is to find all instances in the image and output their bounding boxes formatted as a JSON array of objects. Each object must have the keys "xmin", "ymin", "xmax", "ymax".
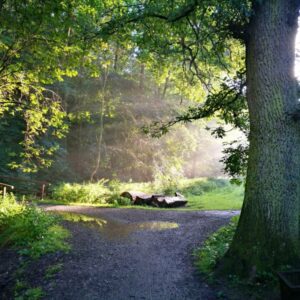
[{"xmin": 120, "ymin": 191, "xmax": 187, "ymax": 208}]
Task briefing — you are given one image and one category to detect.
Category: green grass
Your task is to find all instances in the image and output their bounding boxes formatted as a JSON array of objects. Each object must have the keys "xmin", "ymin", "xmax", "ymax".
[
  {"xmin": 0, "ymin": 196, "xmax": 69, "ymax": 299},
  {"xmin": 186, "ymin": 185, "xmax": 244, "ymax": 210},
  {"xmin": 45, "ymin": 263, "xmax": 63, "ymax": 279},
  {"xmin": 37, "ymin": 199, "xmax": 114, "ymax": 207},
  {"xmin": 194, "ymin": 216, "xmax": 239, "ymax": 276},
  {"xmin": 51, "ymin": 179, "xmax": 111, "ymax": 204},
  {"xmin": 194, "ymin": 216, "xmax": 280, "ymax": 299},
  {"xmin": 14, "ymin": 281, "xmax": 44, "ymax": 300},
  {"xmin": 0, "ymin": 195, "xmax": 70, "ymax": 258},
  {"xmin": 50, "ymin": 179, "xmax": 131, "ymax": 206},
  {"xmin": 39, "ymin": 177, "xmax": 244, "ymax": 211},
  {"xmin": 121, "ymin": 177, "xmax": 244, "ymax": 210}
]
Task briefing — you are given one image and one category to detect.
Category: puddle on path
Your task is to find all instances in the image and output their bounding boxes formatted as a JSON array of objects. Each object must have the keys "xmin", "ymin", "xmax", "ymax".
[{"xmin": 56, "ymin": 212, "xmax": 179, "ymax": 240}]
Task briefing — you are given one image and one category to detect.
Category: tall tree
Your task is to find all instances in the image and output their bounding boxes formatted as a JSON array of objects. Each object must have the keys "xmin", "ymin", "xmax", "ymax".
[
  {"xmin": 224, "ymin": 0, "xmax": 300, "ymax": 274},
  {"xmin": 1, "ymin": 0, "xmax": 299, "ymax": 276},
  {"xmin": 102, "ymin": 0, "xmax": 300, "ymax": 275}
]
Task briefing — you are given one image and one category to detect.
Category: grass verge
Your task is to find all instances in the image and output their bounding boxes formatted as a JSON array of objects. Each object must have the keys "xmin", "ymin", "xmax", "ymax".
[
  {"xmin": 194, "ymin": 216, "xmax": 280, "ymax": 299},
  {"xmin": 194, "ymin": 216, "xmax": 239, "ymax": 277},
  {"xmin": 40, "ymin": 177, "xmax": 244, "ymax": 210},
  {"xmin": 0, "ymin": 195, "xmax": 70, "ymax": 258},
  {"xmin": 0, "ymin": 195, "xmax": 70, "ymax": 299}
]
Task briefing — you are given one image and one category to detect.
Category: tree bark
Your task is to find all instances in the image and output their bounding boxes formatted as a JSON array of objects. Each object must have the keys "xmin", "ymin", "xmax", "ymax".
[
  {"xmin": 139, "ymin": 64, "xmax": 145, "ymax": 90},
  {"xmin": 113, "ymin": 44, "xmax": 119, "ymax": 72},
  {"xmin": 90, "ymin": 69, "xmax": 108, "ymax": 182},
  {"xmin": 223, "ymin": 0, "xmax": 300, "ymax": 275},
  {"xmin": 161, "ymin": 71, "xmax": 170, "ymax": 100}
]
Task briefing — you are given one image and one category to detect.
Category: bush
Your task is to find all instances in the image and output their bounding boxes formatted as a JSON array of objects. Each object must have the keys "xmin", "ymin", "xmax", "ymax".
[
  {"xmin": 153, "ymin": 173, "xmax": 183, "ymax": 195},
  {"xmin": 51, "ymin": 179, "xmax": 133, "ymax": 206},
  {"xmin": 182, "ymin": 178, "xmax": 229, "ymax": 196},
  {"xmin": 108, "ymin": 196, "xmax": 131, "ymax": 206},
  {"xmin": 49, "ymin": 177, "xmax": 243, "ymax": 209},
  {"xmin": 194, "ymin": 216, "xmax": 239, "ymax": 275},
  {"xmin": 105, "ymin": 179, "xmax": 131, "ymax": 206},
  {"xmin": 0, "ymin": 198, "xmax": 70, "ymax": 258},
  {"xmin": 51, "ymin": 179, "xmax": 109, "ymax": 204}
]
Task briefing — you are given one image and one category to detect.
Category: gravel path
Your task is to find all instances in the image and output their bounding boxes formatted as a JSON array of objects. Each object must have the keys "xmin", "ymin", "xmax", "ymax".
[{"xmin": 39, "ymin": 206, "xmax": 238, "ymax": 300}]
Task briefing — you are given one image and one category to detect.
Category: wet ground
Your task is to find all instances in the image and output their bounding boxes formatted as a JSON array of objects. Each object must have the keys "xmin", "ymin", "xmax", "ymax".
[
  {"xmin": 44, "ymin": 206, "xmax": 237, "ymax": 300},
  {"xmin": 1, "ymin": 206, "xmax": 238, "ymax": 300}
]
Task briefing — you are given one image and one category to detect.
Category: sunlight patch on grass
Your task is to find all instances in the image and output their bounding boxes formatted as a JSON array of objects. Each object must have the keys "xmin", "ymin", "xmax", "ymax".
[
  {"xmin": 37, "ymin": 177, "xmax": 244, "ymax": 211},
  {"xmin": 186, "ymin": 187, "xmax": 244, "ymax": 210}
]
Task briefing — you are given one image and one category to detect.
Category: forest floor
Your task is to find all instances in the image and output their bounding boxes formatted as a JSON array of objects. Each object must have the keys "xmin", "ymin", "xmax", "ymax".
[{"xmin": 1, "ymin": 205, "xmax": 238, "ymax": 300}]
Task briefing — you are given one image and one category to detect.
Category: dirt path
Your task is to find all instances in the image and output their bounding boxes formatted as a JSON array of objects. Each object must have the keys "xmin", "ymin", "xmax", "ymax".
[
  {"xmin": 37, "ymin": 206, "xmax": 237, "ymax": 300},
  {"xmin": 0, "ymin": 206, "xmax": 238, "ymax": 299}
]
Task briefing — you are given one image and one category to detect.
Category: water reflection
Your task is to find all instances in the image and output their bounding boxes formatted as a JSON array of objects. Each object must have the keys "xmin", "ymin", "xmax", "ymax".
[{"xmin": 56, "ymin": 212, "xmax": 179, "ymax": 240}]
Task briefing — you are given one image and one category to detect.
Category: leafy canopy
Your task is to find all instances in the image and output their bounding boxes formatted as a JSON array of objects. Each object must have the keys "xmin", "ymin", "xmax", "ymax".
[
  {"xmin": 0, "ymin": 0, "xmax": 253, "ymax": 176},
  {"xmin": 0, "ymin": 0, "xmax": 107, "ymax": 172}
]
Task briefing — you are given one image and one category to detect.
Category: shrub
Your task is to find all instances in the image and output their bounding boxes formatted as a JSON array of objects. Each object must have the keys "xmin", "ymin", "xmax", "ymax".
[
  {"xmin": 51, "ymin": 179, "xmax": 133, "ymax": 206},
  {"xmin": 49, "ymin": 177, "xmax": 243, "ymax": 209},
  {"xmin": 0, "ymin": 199, "xmax": 70, "ymax": 258},
  {"xmin": 182, "ymin": 178, "xmax": 229, "ymax": 196},
  {"xmin": 194, "ymin": 216, "xmax": 239, "ymax": 275},
  {"xmin": 105, "ymin": 179, "xmax": 131, "ymax": 206},
  {"xmin": 107, "ymin": 195, "xmax": 131, "ymax": 206},
  {"xmin": 51, "ymin": 179, "xmax": 109, "ymax": 203},
  {"xmin": 153, "ymin": 173, "xmax": 183, "ymax": 195}
]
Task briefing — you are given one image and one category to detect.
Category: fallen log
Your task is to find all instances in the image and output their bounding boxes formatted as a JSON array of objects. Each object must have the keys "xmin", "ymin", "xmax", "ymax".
[
  {"xmin": 121, "ymin": 191, "xmax": 187, "ymax": 207},
  {"xmin": 151, "ymin": 195, "xmax": 187, "ymax": 208},
  {"xmin": 135, "ymin": 195, "xmax": 153, "ymax": 205},
  {"xmin": 120, "ymin": 191, "xmax": 152, "ymax": 205}
]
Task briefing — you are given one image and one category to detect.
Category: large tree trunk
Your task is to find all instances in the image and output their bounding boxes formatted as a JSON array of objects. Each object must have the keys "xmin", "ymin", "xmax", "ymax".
[{"xmin": 223, "ymin": 0, "xmax": 300, "ymax": 275}]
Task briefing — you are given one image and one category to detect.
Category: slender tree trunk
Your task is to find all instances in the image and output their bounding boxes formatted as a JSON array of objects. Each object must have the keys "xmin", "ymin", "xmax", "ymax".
[
  {"xmin": 139, "ymin": 64, "xmax": 145, "ymax": 90},
  {"xmin": 114, "ymin": 44, "xmax": 119, "ymax": 72},
  {"xmin": 89, "ymin": 115, "xmax": 104, "ymax": 182},
  {"xmin": 223, "ymin": 0, "xmax": 300, "ymax": 275},
  {"xmin": 161, "ymin": 71, "xmax": 170, "ymax": 100},
  {"xmin": 90, "ymin": 69, "xmax": 108, "ymax": 182}
]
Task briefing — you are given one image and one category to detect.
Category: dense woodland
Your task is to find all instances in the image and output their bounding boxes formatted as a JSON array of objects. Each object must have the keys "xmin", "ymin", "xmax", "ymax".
[{"xmin": 0, "ymin": 53, "xmax": 231, "ymax": 184}]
